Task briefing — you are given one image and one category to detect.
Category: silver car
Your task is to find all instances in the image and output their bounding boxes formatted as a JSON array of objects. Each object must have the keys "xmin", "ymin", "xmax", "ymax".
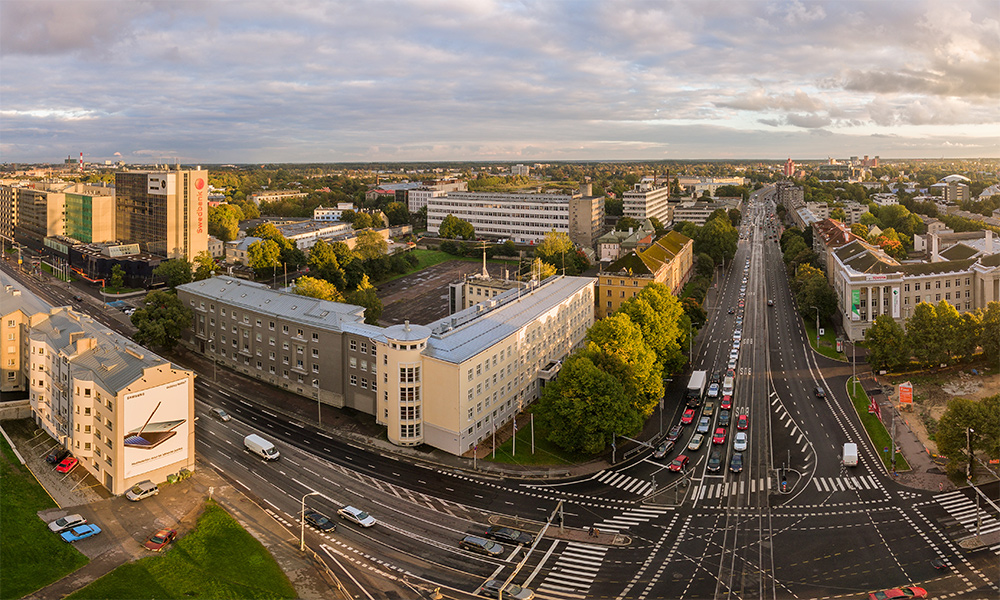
[{"xmin": 733, "ymin": 431, "xmax": 748, "ymax": 452}]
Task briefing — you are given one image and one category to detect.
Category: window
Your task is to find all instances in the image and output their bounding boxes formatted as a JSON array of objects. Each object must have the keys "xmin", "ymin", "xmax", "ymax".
[
  {"xmin": 350, "ymin": 340, "xmax": 357, "ymax": 351},
  {"xmin": 468, "ymin": 408, "xmax": 474, "ymax": 420},
  {"xmin": 350, "ymin": 375, "xmax": 357, "ymax": 386},
  {"xmin": 476, "ymin": 364, "xmax": 482, "ymax": 377},
  {"xmin": 361, "ymin": 378, "xmax": 368, "ymax": 389},
  {"xmin": 477, "ymin": 383, "xmax": 482, "ymax": 395},
  {"xmin": 945, "ymin": 280, "xmax": 951, "ymax": 288},
  {"xmin": 282, "ymin": 325, "xmax": 289, "ymax": 333},
  {"xmin": 269, "ymin": 321, "xmax": 275, "ymax": 330},
  {"xmin": 296, "ymin": 329, "xmax": 304, "ymax": 338},
  {"xmin": 312, "ymin": 364, "xmax": 319, "ymax": 373},
  {"xmin": 361, "ymin": 342, "xmax": 367, "ymax": 353},
  {"xmin": 468, "ymin": 389, "xmax": 474, "ymax": 402},
  {"xmin": 468, "ymin": 369, "xmax": 473, "ymax": 381},
  {"xmin": 350, "ymin": 357, "xmax": 357, "ymax": 368},
  {"xmin": 256, "ymin": 319, "xmax": 262, "ymax": 327}
]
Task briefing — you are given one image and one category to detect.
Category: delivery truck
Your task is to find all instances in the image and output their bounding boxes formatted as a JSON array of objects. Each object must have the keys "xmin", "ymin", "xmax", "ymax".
[
  {"xmin": 842, "ymin": 443, "xmax": 858, "ymax": 467},
  {"xmin": 244, "ymin": 434, "xmax": 280, "ymax": 460},
  {"xmin": 686, "ymin": 370, "xmax": 708, "ymax": 407}
]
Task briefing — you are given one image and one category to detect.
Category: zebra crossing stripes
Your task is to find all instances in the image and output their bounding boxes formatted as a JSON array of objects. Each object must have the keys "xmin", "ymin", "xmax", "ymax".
[
  {"xmin": 535, "ymin": 542, "xmax": 608, "ymax": 600},
  {"xmin": 936, "ymin": 490, "xmax": 1000, "ymax": 547},
  {"xmin": 594, "ymin": 470, "xmax": 654, "ymax": 496},
  {"xmin": 697, "ymin": 478, "xmax": 768, "ymax": 500},
  {"xmin": 812, "ymin": 475, "xmax": 880, "ymax": 492},
  {"xmin": 591, "ymin": 506, "xmax": 671, "ymax": 533}
]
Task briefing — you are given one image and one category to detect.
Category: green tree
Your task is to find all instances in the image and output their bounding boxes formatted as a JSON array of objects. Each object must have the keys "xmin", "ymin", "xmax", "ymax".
[
  {"xmin": 649, "ymin": 217, "xmax": 667, "ymax": 237},
  {"xmin": 830, "ymin": 207, "xmax": 847, "ymax": 222},
  {"xmin": 978, "ymin": 302, "xmax": 1000, "ymax": 361},
  {"xmin": 863, "ymin": 315, "xmax": 908, "ymax": 371},
  {"xmin": 936, "ymin": 395, "xmax": 1000, "ymax": 481},
  {"xmin": 352, "ymin": 212, "xmax": 377, "ymax": 229},
  {"xmin": 583, "ymin": 314, "xmax": 662, "ymax": 417},
  {"xmin": 131, "ymin": 290, "xmax": 193, "ymax": 351},
  {"xmin": 293, "ymin": 276, "xmax": 344, "ymax": 302},
  {"xmin": 534, "ymin": 353, "xmax": 639, "ymax": 455},
  {"xmin": 208, "ymin": 204, "xmax": 244, "ymax": 242},
  {"xmin": 250, "ymin": 222, "xmax": 282, "ymax": 240},
  {"xmin": 247, "ymin": 239, "xmax": 282, "ymax": 274},
  {"xmin": 793, "ymin": 264, "xmax": 838, "ymax": 321},
  {"xmin": 153, "ymin": 259, "xmax": 193, "ymax": 289},
  {"xmin": 695, "ymin": 252, "xmax": 714, "ymax": 278},
  {"xmin": 727, "ymin": 208, "xmax": 741, "ymax": 227},
  {"xmin": 934, "ymin": 300, "xmax": 963, "ymax": 362},
  {"xmin": 109, "ymin": 264, "xmax": 125, "ymax": 290},
  {"xmin": 535, "ymin": 230, "xmax": 576, "ymax": 273},
  {"xmin": 696, "ymin": 214, "xmax": 738, "ymax": 265},
  {"xmin": 308, "ymin": 239, "xmax": 347, "ymax": 290},
  {"xmin": 193, "ymin": 251, "xmax": 217, "ymax": 281},
  {"xmin": 345, "ymin": 275, "xmax": 382, "ymax": 324},
  {"xmin": 384, "ymin": 202, "xmax": 410, "ymax": 226},
  {"xmin": 617, "ymin": 283, "xmax": 687, "ymax": 373},
  {"xmin": 615, "ymin": 217, "xmax": 641, "ymax": 232},
  {"xmin": 851, "ymin": 223, "xmax": 870, "ymax": 239},
  {"xmin": 956, "ymin": 311, "xmax": 983, "ymax": 361},
  {"xmin": 354, "ymin": 230, "xmax": 388, "ymax": 261},
  {"xmin": 438, "ymin": 214, "xmax": 475, "ymax": 240},
  {"xmin": 907, "ymin": 302, "xmax": 946, "ymax": 366}
]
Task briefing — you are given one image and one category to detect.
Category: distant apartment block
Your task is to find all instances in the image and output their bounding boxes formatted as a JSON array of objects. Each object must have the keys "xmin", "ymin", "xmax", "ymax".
[
  {"xmin": 596, "ymin": 231, "xmax": 694, "ymax": 319},
  {"xmin": 672, "ymin": 201, "xmax": 738, "ymax": 226},
  {"xmin": 623, "ymin": 182, "xmax": 672, "ymax": 226},
  {"xmin": 511, "ymin": 164, "xmax": 530, "ymax": 176},
  {"xmin": 783, "ymin": 158, "xmax": 796, "ymax": 178},
  {"xmin": 249, "ymin": 190, "xmax": 308, "ymax": 205},
  {"xmin": 407, "ymin": 180, "xmax": 469, "ymax": 213},
  {"xmin": 676, "ymin": 177, "xmax": 747, "ymax": 197},
  {"xmin": 313, "ymin": 203, "xmax": 356, "ymax": 222},
  {"xmin": 872, "ymin": 193, "xmax": 898, "ymax": 207}
]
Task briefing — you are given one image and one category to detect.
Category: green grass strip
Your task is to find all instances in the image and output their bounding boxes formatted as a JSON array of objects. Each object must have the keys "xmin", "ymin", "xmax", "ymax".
[
  {"xmin": 846, "ymin": 377, "xmax": 911, "ymax": 472},
  {"xmin": 803, "ymin": 318, "xmax": 845, "ymax": 361}
]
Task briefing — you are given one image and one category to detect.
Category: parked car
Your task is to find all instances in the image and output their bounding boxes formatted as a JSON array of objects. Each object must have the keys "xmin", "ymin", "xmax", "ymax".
[
  {"xmin": 480, "ymin": 579, "xmax": 534, "ymax": 599},
  {"xmin": 485, "ymin": 525, "xmax": 533, "ymax": 546},
  {"xmin": 867, "ymin": 586, "xmax": 927, "ymax": 600},
  {"xmin": 338, "ymin": 506, "xmax": 376, "ymax": 528},
  {"xmin": 143, "ymin": 527, "xmax": 177, "ymax": 551},
  {"xmin": 211, "ymin": 408, "xmax": 232, "ymax": 422},
  {"xmin": 55, "ymin": 457, "xmax": 78, "ymax": 473},
  {"xmin": 46, "ymin": 448, "xmax": 70, "ymax": 464},
  {"xmin": 305, "ymin": 511, "xmax": 336, "ymax": 532},
  {"xmin": 712, "ymin": 427, "xmax": 727, "ymax": 445},
  {"xmin": 48, "ymin": 514, "xmax": 87, "ymax": 533},
  {"xmin": 666, "ymin": 425, "xmax": 683, "ymax": 442},
  {"xmin": 126, "ymin": 480, "xmax": 159, "ymax": 501},
  {"xmin": 61, "ymin": 524, "xmax": 101, "ymax": 543},
  {"xmin": 681, "ymin": 409, "xmax": 696, "ymax": 425},
  {"xmin": 460, "ymin": 535, "xmax": 504, "ymax": 557},
  {"xmin": 668, "ymin": 455, "xmax": 689, "ymax": 472},
  {"xmin": 653, "ymin": 440, "xmax": 675, "ymax": 460}
]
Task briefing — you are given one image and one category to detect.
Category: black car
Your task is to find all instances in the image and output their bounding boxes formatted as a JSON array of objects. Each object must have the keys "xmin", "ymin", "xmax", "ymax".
[
  {"xmin": 653, "ymin": 440, "xmax": 675, "ymax": 460},
  {"xmin": 709, "ymin": 371, "xmax": 721, "ymax": 384},
  {"xmin": 814, "ymin": 386, "xmax": 826, "ymax": 399},
  {"xmin": 304, "ymin": 511, "xmax": 336, "ymax": 532},
  {"xmin": 717, "ymin": 410, "xmax": 730, "ymax": 427},
  {"xmin": 72, "ymin": 295, "xmax": 84, "ymax": 302},
  {"xmin": 485, "ymin": 525, "xmax": 533, "ymax": 546},
  {"xmin": 46, "ymin": 448, "xmax": 70, "ymax": 465},
  {"xmin": 707, "ymin": 448, "xmax": 723, "ymax": 472},
  {"xmin": 730, "ymin": 452, "xmax": 743, "ymax": 473},
  {"xmin": 666, "ymin": 424, "xmax": 683, "ymax": 443}
]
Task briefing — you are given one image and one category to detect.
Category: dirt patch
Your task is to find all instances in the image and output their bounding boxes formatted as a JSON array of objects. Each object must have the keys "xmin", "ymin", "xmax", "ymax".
[{"xmin": 892, "ymin": 370, "xmax": 1000, "ymax": 455}]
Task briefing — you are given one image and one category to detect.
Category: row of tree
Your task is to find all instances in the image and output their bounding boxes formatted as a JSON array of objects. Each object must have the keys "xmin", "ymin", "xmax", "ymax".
[
  {"xmin": 864, "ymin": 301, "xmax": 1000, "ymax": 370},
  {"xmin": 534, "ymin": 283, "xmax": 689, "ymax": 455}
]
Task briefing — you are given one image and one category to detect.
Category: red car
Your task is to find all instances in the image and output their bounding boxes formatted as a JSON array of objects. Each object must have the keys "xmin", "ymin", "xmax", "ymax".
[
  {"xmin": 867, "ymin": 586, "xmax": 927, "ymax": 600},
  {"xmin": 736, "ymin": 414, "xmax": 749, "ymax": 430},
  {"xmin": 712, "ymin": 427, "xmax": 726, "ymax": 445},
  {"xmin": 668, "ymin": 455, "xmax": 689, "ymax": 472},
  {"xmin": 680, "ymin": 408, "xmax": 696, "ymax": 425},
  {"xmin": 55, "ymin": 457, "xmax": 78, "ymax": 473},
  {"xmin": 143, "ymin": 527, "xmax": 177, "ymax": 552},
  {"xmin": 720, "ymin": 396, "xmax": 732, "ymax": 410}
]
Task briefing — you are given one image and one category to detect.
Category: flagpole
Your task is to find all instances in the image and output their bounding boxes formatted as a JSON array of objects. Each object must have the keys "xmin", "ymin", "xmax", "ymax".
[
  {"xmin": 492, "ymin": 420, "xmax": 496, "ymax": 459},
  {"xmin": 531, "ymin": 413, "xmax": 535, "ymax": 455},
  {"xmin": 513, "ymin": 418, "xmax": 517, "ymax": 457}
]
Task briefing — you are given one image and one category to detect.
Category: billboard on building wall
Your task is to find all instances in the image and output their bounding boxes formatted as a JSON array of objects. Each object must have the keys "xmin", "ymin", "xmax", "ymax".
[
  {"xmin": 891, "ymin": 286, "xmax": 901, "ymax": 318},
  {"xmin": 851, "ymin": 289, "xmax": 861, "ymax": 321},
  {"xmin": 123, "ymin": 378, "xmax": 189, "ymax": 479}
]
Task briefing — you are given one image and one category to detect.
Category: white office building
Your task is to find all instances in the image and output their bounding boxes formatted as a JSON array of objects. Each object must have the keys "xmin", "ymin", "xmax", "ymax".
[{"xmin": 623, "ymin": 182, "xmax": 672, "ymax": 225}]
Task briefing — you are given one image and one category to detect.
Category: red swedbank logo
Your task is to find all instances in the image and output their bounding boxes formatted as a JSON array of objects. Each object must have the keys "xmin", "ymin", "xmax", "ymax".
[{"xmin": 195, "ymin": 179, "xmax": 205, "ymax": 190}]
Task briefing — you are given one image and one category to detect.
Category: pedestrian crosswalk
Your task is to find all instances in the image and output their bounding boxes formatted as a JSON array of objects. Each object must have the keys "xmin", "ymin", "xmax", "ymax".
[
  {"xmin": 590, "ymin": 506, "xmax": 671, "ymax": 534},
  {"xmin": 696, "ymin": 477, "xmax": 769, "ymax": 500},
  {"xmin": 535, "ymin": 542, "xmax": 608, "ymax": 600},
  {"xmin": 936, "ymin": 490, "xmax": 1000, "ymax": 554},
  {"xmin": 813, "ymin": 475, "xmax": 881, "ymax": 492},
  {"xmin": 593, "ymin": 469, "xmax": 655, "ymax": 496}
]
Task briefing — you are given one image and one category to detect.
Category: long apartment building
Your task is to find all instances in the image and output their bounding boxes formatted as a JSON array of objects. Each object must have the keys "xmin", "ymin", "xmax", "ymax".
[
  {"xmin": 2, "ymin": 274, "xmax": 195, "ymax": 495},
  {"xmin": 176, "ymin": 274, "xmax": 594, "ymax": 455},
  {"xmin": 596, "ymin": 230, "xmax": 694, "ymax": 318},
  {"xmin": 623, "ymin": 182, "xmax": 672, "ymax": 226},
  {"xmin": 0, "ymin": 181, "xmax": 117, "ymax": 250},
  {"xmin": 427, "ymin": 184, "xmax": 604, "ymax": 248}
]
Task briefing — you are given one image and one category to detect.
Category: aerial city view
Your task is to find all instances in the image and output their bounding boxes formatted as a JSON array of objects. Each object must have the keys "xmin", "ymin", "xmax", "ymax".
[{"xmin": 2, "ymin": 1, "xmax": 999, "ymax": 599}]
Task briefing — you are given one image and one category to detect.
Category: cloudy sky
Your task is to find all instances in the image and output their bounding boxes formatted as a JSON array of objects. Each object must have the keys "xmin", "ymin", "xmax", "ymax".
[{"xmin": 2, "ymin": 0, "xmax": 998, "ymax": 164}]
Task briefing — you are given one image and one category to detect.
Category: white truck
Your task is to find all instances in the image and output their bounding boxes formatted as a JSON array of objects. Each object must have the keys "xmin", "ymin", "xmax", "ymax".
[
  {"xmin": 244, "ymin": 434, "xmax": 280, "ymax": 460},
  {"xmin": 843, "ymin": 443, "xmax": 858, "ymax": 467},
  {"xmin": 686, "ymin": 370, "xmax": 708, "ymax": 407}
]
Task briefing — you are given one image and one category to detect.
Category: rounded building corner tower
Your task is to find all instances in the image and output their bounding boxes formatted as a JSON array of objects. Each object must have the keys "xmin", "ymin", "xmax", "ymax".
[{"xmin": 379, "ymin": 320, "xmax": 431, "ymax": 447}]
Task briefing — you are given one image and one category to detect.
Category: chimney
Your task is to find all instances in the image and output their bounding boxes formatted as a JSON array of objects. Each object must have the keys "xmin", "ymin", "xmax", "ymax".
[
  {"xmin": 986, "ymin": 230, "xmax": 994, "ymax": 254},
  {"xmin": 931, "ymin": 233, "xmax": 940, "ymax": 262}
]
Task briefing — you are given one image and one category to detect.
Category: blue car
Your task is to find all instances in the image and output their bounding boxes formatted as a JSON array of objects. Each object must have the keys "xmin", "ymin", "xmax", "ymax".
[{"xmin": 61, "ymin": 523, "xmax": 101, "ymax": 543}]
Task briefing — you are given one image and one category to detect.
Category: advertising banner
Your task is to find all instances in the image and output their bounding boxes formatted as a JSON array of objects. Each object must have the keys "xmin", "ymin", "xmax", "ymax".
[
  {"xmin": 899, "ymin": 381, "xmax": 913, "ymax": 404},
  {"xmin": 123, "ymin": 378, "xmax": 190, "ymax": 479},
  {"xmin": 851, "ymin": 289, "xmax": 861, "ymax": 321},
  {"xmin": 891, "ymin": 286, "xmax": 901, "ymax": 319}
]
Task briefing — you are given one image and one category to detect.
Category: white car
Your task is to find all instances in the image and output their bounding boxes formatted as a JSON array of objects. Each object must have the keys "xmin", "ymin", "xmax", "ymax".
[
  {"xmin": 729, "ymin": 349, "xmax": 739, "ymax": 360},
  {"xmin": 48, "ymin": 514, "xmax": 87, "ymax": 533},
  {"xmin": 338, "ymin": 506, "xmax": 376, "ymax": 527},
  {"xmin": 733, "ymin": 330, "xmax": 742, "ymax": 340},
  {"xmin": 707, "ymin": 383, "xmax": 720, "ymax": 398},
  {"xmin": 732, "ymin": 339, "xmax": 741, "ymax": 349},
  {"xmin": 728, "ymin": 358, "xmax": 737, "ymax": 370},
  {"xmin": 733, "ymin": 432, "xmax": 748, "ymax": 452}
]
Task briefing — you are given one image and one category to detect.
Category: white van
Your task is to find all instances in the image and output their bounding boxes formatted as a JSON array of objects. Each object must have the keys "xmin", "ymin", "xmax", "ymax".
[
  {"xmin": 843, "ymin": 443, "xmax": 859, "ymax": 467},
  {"xmin": 244, "ymin": 434, "xmax": 280, "ymax": 460}
]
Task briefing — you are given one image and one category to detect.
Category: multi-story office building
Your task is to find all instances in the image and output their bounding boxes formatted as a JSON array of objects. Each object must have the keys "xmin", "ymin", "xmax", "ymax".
[
  {"xmin": 672, "ymin": 201, "xmax": 739, "ymax": 226},
  {"xmin": 115, "ymin": 168, "xmax": 209, "ymax": 261},
  {"xmin": 176, "ymin": 274, "xmax": 594, "ymax": 455},
  {"xmin": 2, "ymin": 181, "xmax": 117, "ymax": 250},
  {"xmin": 1, "ymin": 274, "xmax": 50, "ymax": 393},
  {"xmin": 64, "ymin": 184, "xmax": 116, "ymax": 244},
  {"xmin": 596, "ymin": 231, "xmax": 694, "ymax": 318},
  {"xmin": 783, "ymin": 158, "xmax": 796, "ymax": 178},
  {"xmin": 427, "ymin": 185, "xmax": 602, "ymax": 248},
  {"xmin": 3, "ymin": 274, "xmax": 195, "ymax": 495},
  {"xmin": 313, "ymin": 203, "xmax": 356, "ymax": 222},
  {"xmin": 406, "ymin": 180, "xmax": 468, "ymax": 213},
  {"xmin": 623, "ymin": 182, "xmax": 672, "ymax": 225}
]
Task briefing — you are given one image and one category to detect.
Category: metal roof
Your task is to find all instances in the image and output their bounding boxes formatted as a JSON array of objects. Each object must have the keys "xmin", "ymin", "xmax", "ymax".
[{"xmin": 1, "ymin": 270, "xmax": 53, "ymax": 316}]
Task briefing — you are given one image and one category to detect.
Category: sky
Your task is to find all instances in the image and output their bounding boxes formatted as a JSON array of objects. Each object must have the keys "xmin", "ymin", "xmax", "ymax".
[{"xmin": 1, "ymin": 0, "xmax": 998, "ymax": 164}]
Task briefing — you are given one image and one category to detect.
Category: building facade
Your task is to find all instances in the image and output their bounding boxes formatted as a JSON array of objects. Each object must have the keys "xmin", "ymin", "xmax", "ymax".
[
  {"xmin": 623, "ymin": 182, "xmax": 672, "ymax": 226},
  {"xmin": 115, "ymin": 169, "xmax": 209, "ymax": 261},
  {"xmin": 596, "ymin": 231, "xmax": 694, "ymax": 319}
]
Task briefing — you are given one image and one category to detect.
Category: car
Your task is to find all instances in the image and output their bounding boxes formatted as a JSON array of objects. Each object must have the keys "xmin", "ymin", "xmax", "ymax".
[
  {"xmin": 687, "ymin": 433, "xmax": 705, "ymax": 452},
  {"xmin": 717, "ymin": 410, "xmax": 730, "ymax": 427},
  {"xmin": 733, "ymin": 329, "xmax": 742, "ymax": 339},
  {"xmin": 728, "ymin": 307, "xmax": 735, "ymax": 314},
  {"xmin": 730, "ymin": 452, "xmax": 744, "ymax": 473},
  {"xmin": 666, "ymin": 424, "xmax": 683, "ymax": 442},
  {"xmin": 60, "ymin": 524, "xmax": 101, "ymax": 543},
  {"xmin": 681, "ymin": 409, "xmax": 696, "ymax": 425},
  {"xmin": 48, "ymin": 514, "xmax": 87, "ymax": 533},
  {"xmin": 305, "ymin": 511, "xmax": 336, "ymax": 532},
  {"xmin": 767, "ymin": 299, "xmax": 774, "ymax": 306},
  {"xmin": 728, "ymin": 358, "xmax": 737, "ymax": 370},
  {"xmin": 707, "ymin": 383, "xmax": 720, "ymax": 398},
  {"xmin": 736, "ymin": 414, "xmax": 749, "ymax": 430},
  {"xmin": 668, "ymin": 455, "xmax": 690, "ymax": 472},
  {"xmin": 143, "ymin": 527, "xmax": 177, "ymax": 551},
  {"xmin": 696, "ymin": 417, "xmax": 711, "ymax": 434},
  {"xmin": 739, "ymin": 286, "xmax": 746, "ymax": 293},
  {"xmin": 720, "ymin": 396, "xmax": 732, "ymax": 410},
  {"xmin": 653, "ymin": 440, "xmax": 675, "ymax": 459},
  {"xmin": 732, "ymin": 339, "xmax": 741, "ymax": 349},
  {"xmin": 46, "ymin": 447, "xmax": 70, "ymax": 464},
  {"xmin": 726, "ymin": 369, "xmax": 736, "ymax": 379},
  {"xmin": 709, "ymin": 371, "xmax": 721, "ymax": 384},
  {"xmin": 707, "ymin": 448, "xmax": 723, "ymax": 472},
  {"xmin": 735, "ymin": 317, "xmax": 743, "ymax": 326},
  {"xmin": 460, "ymin": 535, "xmax": 504, "ymax": 557},
  {"xmin": 485, "ymin": 525, "xmax": 533, "ymax": 546},
  {"xmin": 702, "ymin": 401, "xmax": 716, "ymax": 418},
  {"xmin": 866, "ymin": 586, "xmax": 927, "ymax": 600},
  {"xmin": 733, "ymin": 431, "xmax": 748, "ymax": 452},
  {"xmin": 814, "ymin": 386, "xmax": 826, "ymax": 399},
  {"xmin": 55, "ymin": 457, "xmax": 78, "ymax": 473},
  {"xmin": 712, "ymin": 427, "xmax": 726, "ymax": 445},
  {"xmin": 72, "ymin": 295, "xmax": 83, "ymax": 302},
  {"xmin": 480, "ymin": 579, "xmax": 534, "ymax": 599},
  {"xmin": 211, "ymin": 408, "xmax": 232, "ymax": 421},
  {"xmin": 338, "ymin": 506, "xmax": 376, "ymax": 528}
]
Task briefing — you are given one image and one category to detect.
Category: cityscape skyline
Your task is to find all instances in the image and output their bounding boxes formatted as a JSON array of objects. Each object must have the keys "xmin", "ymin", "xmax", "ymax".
[{"xmin": 2, "ymin": 0, "xmax": 998, "ymax": 164}]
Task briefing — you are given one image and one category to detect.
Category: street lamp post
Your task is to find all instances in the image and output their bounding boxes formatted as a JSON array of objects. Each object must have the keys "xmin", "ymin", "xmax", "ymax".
[
  {"xmin": 300, "ymin": 491, "xmax": 320, "ymax": 551},
  {"xmin": 314, "ymin": 380, "xmax": 321, "ymax": 427},
  {"xmin": 811, "ymin": 306, "xmax": 820, "ymax": 346},
  {"xmin": 688, "ymin": 322, "xmax": 701, "ymax": 363},
  {"xmin": 207, "ymin": 339, "xmax": 217, "ymax": 382}
]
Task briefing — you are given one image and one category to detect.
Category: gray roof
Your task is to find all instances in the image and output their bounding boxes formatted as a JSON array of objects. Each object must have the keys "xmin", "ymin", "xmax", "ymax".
[
  {"xmin": 1, "ymin": 270, "xmax": 53, "ymax": 316},
  {"xmin": 422, "ymin": 275, "xmax": 594, "ymax": 364},
  {"xmin": 177, "ymin": 276, "xmax": 366, "ymax": 332}
]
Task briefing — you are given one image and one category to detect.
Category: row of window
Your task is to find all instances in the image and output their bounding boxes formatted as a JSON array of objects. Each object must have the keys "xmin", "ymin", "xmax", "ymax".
[{"xmin": 193, "ymin": 301, "xmax": 323, "ymax": 341}]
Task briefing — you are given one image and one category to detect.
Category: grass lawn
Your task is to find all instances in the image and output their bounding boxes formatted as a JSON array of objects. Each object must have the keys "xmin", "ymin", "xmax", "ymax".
[
  {"xmin": 803, "ymin": 318, "xmax": 844, "ymax": 361},
  {"xmin": 846, "ymin": 377, "xmax": 911, "ymax": 472},
  {"xmin": 0, "ymin": 430, "xmax": 89, "ymax": 600},
  {"xmin": 483, "ymin": 417, "xmax": 592, "ymax": 467},
  {"xmin": 66, "ymin": 502, "xmax": 296, "ymax": 600}
]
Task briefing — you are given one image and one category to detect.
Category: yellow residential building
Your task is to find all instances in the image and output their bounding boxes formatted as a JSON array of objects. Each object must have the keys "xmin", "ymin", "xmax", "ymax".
[{"xmin": 596, "ymin": 230, "xmax": 694, "ymax": 318}]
